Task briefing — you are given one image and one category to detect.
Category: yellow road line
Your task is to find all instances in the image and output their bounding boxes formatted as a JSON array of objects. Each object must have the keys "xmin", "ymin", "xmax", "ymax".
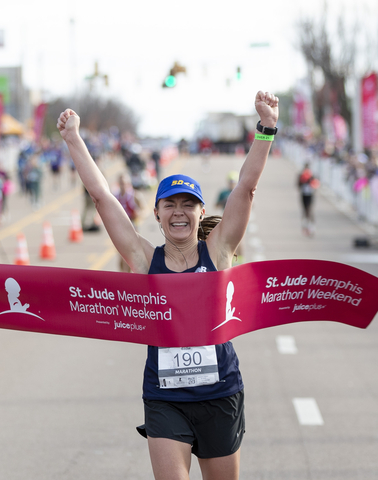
[
  {"xmin": 90, "ymin": 246, "xmax": 118, "ymax": 271},
  {"xmin": 0, "ymin": 187, "xmax": 82, "ymax": 241},
  {"xmin": 0, "ymin": 157, "xmax": 125, "ymax": 242}
]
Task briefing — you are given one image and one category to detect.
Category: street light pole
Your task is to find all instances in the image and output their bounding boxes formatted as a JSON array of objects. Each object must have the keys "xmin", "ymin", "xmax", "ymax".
[
  {"xmin": 70, "ymin": 18, "xmax": 78, "ymax": 99},
  {"xmin": 351, "ymin": 74, "xmax": 363, "ymax": 153}
]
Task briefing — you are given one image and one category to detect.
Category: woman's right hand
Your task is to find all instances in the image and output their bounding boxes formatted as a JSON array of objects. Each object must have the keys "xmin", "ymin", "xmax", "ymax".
[{"xmin": 57, "ymin": 109, "xmax": 80, "ymax": 140}]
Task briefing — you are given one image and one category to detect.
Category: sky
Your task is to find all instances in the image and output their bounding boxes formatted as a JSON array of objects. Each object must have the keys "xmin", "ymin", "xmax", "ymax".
[{"xmin": 0, "ymin": 0, "xmax": 376, "ymax": 139}]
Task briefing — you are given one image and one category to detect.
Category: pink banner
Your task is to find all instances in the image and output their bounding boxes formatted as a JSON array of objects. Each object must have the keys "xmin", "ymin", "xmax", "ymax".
[
  {"xmin": 361, "ymin": 73, "xmax": 378, "ymax": 148},
  {"xmin": 292, "ymin": 94, "xmax": 306, "ymax": 129},
  {"xmin": 33, "ymin": 103, "xmax": 48, "ymax": 143},
  {"xmin": 333, "ymin": 114, "xmax": 348, "ymax": 141},
  {"xmin": 0, "ymin": 94, "xmax": 3, "ymax": 134},
  {"xmin": 0, "ymin": 260, "xmax": 377, "ymax": 347}
]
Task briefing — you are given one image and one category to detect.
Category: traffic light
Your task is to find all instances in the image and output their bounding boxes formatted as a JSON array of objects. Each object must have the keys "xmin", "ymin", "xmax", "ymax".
[
  {"xmin": 236, "ymin": 66, "xmax": 242, "ymax": 80},
  {"xmin": 162, "ymin": 62, "xmax": 186, "ymax": 88},
  {"xmin": 85, "ymin": 62, "xmax": 109, "ymax": 89},
  {"xmin": 164, "ymin": 75, "xmax": 177, "ymax": 88}
]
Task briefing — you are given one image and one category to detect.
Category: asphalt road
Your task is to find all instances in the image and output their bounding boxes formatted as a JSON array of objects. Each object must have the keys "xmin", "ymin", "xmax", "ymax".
[{"xmin": 0, "ymin": 150, "xmax": 377, "ymax": 479}]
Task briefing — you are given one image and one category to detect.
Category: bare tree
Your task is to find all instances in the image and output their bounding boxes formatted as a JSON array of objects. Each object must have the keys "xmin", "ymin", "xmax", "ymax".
[
  {"xmin": 44, "ymin": 93, "xmax": 139, "ymax": 138},
  {"xmin": 297, "ymin": 5, "xmax": 359, "ymax": 130}
]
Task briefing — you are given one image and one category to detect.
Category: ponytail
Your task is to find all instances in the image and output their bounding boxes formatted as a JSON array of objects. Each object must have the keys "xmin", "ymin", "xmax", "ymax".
[{"xmin": 197, "ymin": 215, "xmax": 222, "ymax": 241}]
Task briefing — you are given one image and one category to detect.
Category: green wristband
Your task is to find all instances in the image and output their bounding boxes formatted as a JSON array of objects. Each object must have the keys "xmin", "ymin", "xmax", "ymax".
[{"xmin": 255, "ymin": 133, "xmax": 274, "ymax": 141}]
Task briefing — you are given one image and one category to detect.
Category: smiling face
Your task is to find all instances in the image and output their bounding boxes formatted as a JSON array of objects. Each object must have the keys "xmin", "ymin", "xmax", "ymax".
[{"xmin": 155, "ymin": 193, "xmax": 205, "ymax": 241}]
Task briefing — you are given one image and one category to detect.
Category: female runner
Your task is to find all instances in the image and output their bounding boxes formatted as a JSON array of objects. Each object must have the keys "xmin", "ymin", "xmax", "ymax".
[{"xmin": 57, "ymin": 90, "xmax": 279, "ymax": 480}]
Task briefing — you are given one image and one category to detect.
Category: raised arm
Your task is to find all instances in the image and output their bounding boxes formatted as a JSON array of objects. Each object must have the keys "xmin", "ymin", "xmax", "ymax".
[
  {"xmin": 207, "ymin": 91, "xmax": 279, "ymax": 269},
  {"xmin": 57, "ymin": 109, "xmax": 153, "ymax": 273}
]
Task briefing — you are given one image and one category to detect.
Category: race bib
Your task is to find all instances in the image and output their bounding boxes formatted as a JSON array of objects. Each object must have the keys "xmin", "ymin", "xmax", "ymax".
[{"xmin": 158, "ymin": 345, "xmax": 219, "ymax": 389}]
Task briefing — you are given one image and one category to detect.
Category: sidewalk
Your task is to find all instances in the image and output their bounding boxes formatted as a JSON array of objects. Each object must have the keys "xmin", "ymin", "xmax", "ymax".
[
  {"xmin": 250, "ymin": 153, "xmax": 378, "ymax": 277},
  {"xmin": 281, "ymin": 139, "xmax": 378, "ymax": 229}
]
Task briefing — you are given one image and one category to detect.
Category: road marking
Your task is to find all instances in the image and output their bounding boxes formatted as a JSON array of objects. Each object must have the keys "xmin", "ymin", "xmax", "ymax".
[
  {"xmin": 90, "ymin": 246, "xmax": 117, "ymax": 271},
  {"xmin": 292, "ymin": 398, "xmax": 324, "ymax": 425},
  {"xmin": 0, "ymin": 157, "xmax": 124, "ymax": 242},
  {"xmin": 0, "ymin": 187, "xmax": 82, "ymax": 241},
  {"xmin": 342, "ymin": 254, "xmax": 378, "ymax": 264},
  {"xmin": 276, "ymin": 335, "xmax": 298, "ymax": 354}
]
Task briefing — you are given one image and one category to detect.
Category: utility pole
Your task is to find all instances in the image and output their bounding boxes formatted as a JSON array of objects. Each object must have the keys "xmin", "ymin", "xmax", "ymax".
[
  {"xmin": 70, "ymin": 18, "xmax": 78, "ymax": 98},
  {"xmin": 352, "ymin": 75, "xmax": 363, "ymax": 153},
  {"xmin": 85, "ymin": 62, "xmax": 109, "ymax": 92}
]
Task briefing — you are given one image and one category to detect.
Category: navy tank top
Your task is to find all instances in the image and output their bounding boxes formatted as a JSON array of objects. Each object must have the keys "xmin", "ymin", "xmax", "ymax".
[{"xmin": 142, "ymin": 240, "xmax": 244, "ymax": 402}]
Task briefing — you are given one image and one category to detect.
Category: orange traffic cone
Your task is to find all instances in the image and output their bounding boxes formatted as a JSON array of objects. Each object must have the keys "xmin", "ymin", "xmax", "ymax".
[
  {"xmin": 40, "ymin": 221, "xmax": 56, "ymax": 260},
  {"xmin": 14, "ymin": 233, "xmax": 30, "ymax": 265},
  {"xmin": 69, "ymin": 209, "xmax": 83, "ymax": 242}
]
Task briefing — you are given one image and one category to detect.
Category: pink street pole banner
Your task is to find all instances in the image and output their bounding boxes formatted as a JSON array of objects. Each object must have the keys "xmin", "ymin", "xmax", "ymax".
[
  {"xmin": 0, "ymin": 260, "xmax": 378, "ymax": 347},
  {"xmin": 33, "ymin": 103, "xmax": 48, "ymax": 143},
  {"xmin": 361, "ymin": 72, "xmax": 378, "ymax": 148}
]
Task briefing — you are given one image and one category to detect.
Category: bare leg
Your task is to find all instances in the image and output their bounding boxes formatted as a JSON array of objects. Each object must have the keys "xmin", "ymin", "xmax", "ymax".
[
  {"xmin": 148, "ymin": 437, "xmax": 192, "ymax": 480},
  {"xmin": 198, "ymin": 449, "xmax": 241, "ymax": 480}
]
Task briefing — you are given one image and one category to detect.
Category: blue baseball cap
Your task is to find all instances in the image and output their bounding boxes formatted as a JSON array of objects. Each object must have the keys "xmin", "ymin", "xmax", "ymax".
[{"xmin": 155, "ymin": 174, "xmax": 205, "ymax": 206}]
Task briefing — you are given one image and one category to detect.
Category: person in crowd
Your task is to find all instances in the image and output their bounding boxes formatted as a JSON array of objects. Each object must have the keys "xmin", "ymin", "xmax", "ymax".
[
  {"xmin": 151, "ymin": 150, "xmax": 161, "ymax": 182},
  {"xmin": 178, "ymin": 138, "xmax": 189, "ymax": 156},
  {"xmin": 114, "ymin": 173, "xmax": 145, "ymax": 272},
  {"xmin": 17, "ymin": 144, "xmax": 32, "ymax": 194},
  {"xmin": 25, "ymin": 154, "xmax": 43, "ymax": 209},
  {"xmin": 57, "ymin": 90, "xmax": 279, "ymax": 480},
  {"xmin": 216, "ymin": 170, "xmax": 239, "ymax": 210},
  {"xmin": 198, "ymin": 136, "xmax": 213, "ymax": 172},
  {"xmin": 0, "ymin": 169, "xmax": 12, "ymax": 222},
  {"xmin": 297, "ymin": 162, "xmax": 320, "ymax": 236},
  {"xmin": 48, "ymin": 141, "xmax": 64, "ymax": 190}
]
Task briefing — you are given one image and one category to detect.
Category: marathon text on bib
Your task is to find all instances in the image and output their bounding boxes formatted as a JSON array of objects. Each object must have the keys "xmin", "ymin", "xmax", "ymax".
[{"xmin": 158, "ymin": 346, "xmax": 219, "ymax": 389}]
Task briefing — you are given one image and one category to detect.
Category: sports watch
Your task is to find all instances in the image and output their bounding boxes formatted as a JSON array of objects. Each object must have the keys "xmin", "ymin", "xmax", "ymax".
[{"xmin": 256, "ymin": 121, "xmax": 278, "ymax": 136}]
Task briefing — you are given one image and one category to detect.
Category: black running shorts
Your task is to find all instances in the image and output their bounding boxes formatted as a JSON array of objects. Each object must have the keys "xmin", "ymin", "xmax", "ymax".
[{"xmin": 136, "ymin": 390, "xmax": 245, "ymax": 459}]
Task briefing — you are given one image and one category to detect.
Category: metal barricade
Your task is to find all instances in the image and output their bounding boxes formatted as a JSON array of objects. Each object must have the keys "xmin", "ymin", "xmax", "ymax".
[{"xmin": 281, "ymin": 139, "xmax": 378, "ymax": 227}]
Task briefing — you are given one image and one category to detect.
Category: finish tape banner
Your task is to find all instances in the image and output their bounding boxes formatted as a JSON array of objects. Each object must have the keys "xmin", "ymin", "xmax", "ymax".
[{"xmin": 0, "ymin": 260, "xmax": 378, "ymax": 347}]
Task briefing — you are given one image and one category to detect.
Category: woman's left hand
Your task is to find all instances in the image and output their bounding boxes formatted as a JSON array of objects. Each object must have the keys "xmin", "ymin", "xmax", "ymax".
[{"xmin": 255, "ymin": 91, "xmax": 279, "ymax": 127}]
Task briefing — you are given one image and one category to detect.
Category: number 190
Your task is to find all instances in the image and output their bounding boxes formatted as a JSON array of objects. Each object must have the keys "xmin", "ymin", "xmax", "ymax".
[{"xmin": 174, "ymin": 351, "xmax": 202, "ymax": 367}]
